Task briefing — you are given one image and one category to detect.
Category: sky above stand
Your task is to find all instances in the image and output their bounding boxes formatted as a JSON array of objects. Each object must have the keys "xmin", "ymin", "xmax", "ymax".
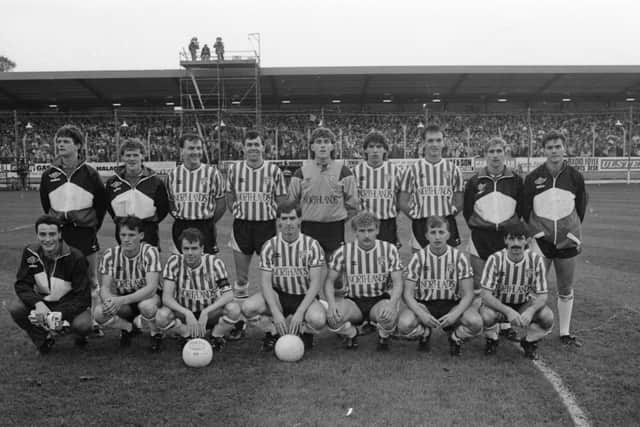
[{"xmin": 2, "ymin": 0, "xmax": 640, "ymax": 72}]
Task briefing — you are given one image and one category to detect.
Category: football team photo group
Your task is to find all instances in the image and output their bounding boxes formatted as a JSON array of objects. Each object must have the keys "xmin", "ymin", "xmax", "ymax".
[{"xmin": 9, "ymin": 123, "xmax": 587, "ymax": 365}]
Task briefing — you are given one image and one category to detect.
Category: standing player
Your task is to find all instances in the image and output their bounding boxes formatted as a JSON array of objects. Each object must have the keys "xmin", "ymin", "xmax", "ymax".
[
  {"xmin": 523, "ymin": 131, "xmax": 588, "ymax": 346},
  {"xmin": 8, "ymin": 215, "xmax": 92, "ymax": 354},
  {"xmin": 397, "ymin": 216, "xmax": 482, "ymax": 356},
  {"xmin": 105, "ymin": 139, "xmax": 170, "ymax": 247},
  {"xmin": 166, "ymin": 133, "xmax": 226, "ymax": 255},
  {"xmin": 241, "ymin": 201, "xmax": 327, "ymax": 351},
  {"xmin": 480, "ymin": 223, "xmax": 554, "ymax": 359},
  {"xmin": 324, "ymin": 212, "xmax": 404, "ymax": 351},
  {"xmin": 40, "ymin": 124, "xmax": 107, "ymax": 333},
  {"xmin": 464, "ymin": 137, "xmax": 524, "ymax": 337},
  {"xmin": 94, "ymin": 217, "xmax": 163, "ymax": 351},
  {"xmin": 352, "ymin": 130, "xmax": 402, "ymax": 245},
  {"xmin": 398, "ymin": 124, "xmax": 464, "ymax": 250},
  {"xmin": 155, "ymin": 228, "xmax": 242, "ymax": 350},
  {"xmin": 288, "ymin": 127, "xmax": 359, "ymax": 257},
  {"xmin": 226, "ymin": 130, "xmax": 288, "ymax": 300}
]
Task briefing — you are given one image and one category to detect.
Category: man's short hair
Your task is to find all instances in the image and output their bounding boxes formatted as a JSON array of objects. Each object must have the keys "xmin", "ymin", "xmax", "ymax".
[
  {"xmin": 363, "ymin": 130, "xmax": 389, "ymax": 152},
  {"xmin": 120, "ymin": 139, "xmax": 146, "ymax": 156},
  {"xmin": 423, "ymin": 124, "xmax": 445, "ymax": 140},
  {"xmin": 503, "ymin": 222, "xmax": 530, "ymax": 239},
  {"xmin": 55, "ymin": 125, "xmax": 84, "ymax": 147},
  {"xmin": 179, "ymin": 133, "xmax": 203, "ymax": 149},
  {"xmin": 276, "ymin": 200, "xmax": 301, "ymax": 218},
  {"xmin": 179, "ymin": 228, "xmax": 204, "ymax": 247},
  {"xmin": 244, "ymin": 129, "xmax": 261, "ymax": 143},
  {"xmin": 542, "ymin": 131, "xmax": 565, "ymax": 147},
  {"xmin": 426, "ymin": 215, "xmax": 449, "ymax": 231},
  {"xmin": 351, "ymin": 211, "xmax": 380, "ymax": 231},
  {"xmin": 118, "ymin": 216, "xmax": 144, "ymax": 233},
  {"xmin": 484, "ymin": 137, "xmax": 507, "ymax": 154},
  {"xmin": 35, "ymin": 214, "xmax": 63, "ymax": 233},
  {"xmin": 310, "ymin": 127, "xmax": 336, "ymax": 159}
]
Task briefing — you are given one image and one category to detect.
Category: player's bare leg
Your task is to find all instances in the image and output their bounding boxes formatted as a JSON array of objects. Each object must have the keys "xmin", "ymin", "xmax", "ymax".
[
  {"xmin": 397, "ymin": 308, "xmax": 431, "ymax": 351},
  {"xmin": 242, "ymin": 293, "xmax": 280, "ymax": 351},
  {"xmin": 300, "ymin": 300, "xmax": 326, "ymax": 350},
  {"xmin": 327, "ymin": 298, "xmax": 362, "ymax": 349},
  {"xmin": 228, "ymin": 250, "xmax": 252, "ymax": 340},
  {"xmin": 369, "ymin": 300, "xmax": 398, "ymax": 351}
]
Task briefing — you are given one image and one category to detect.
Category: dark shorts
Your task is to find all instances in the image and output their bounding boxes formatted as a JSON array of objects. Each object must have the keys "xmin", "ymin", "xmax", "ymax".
[
  {"xmin": 470, "ymin": 228, "xmax": 507, "ymax": 260},
  {"xmin": 275, "ymin": 288, "xmax": 305, "ymax": 317},
  {"xmin": 417, "ymin": 299, "xmax": 459, "ymax": 331},
  {"xmin": 233, "ymin": 219, "xmax": 277, "ymax": 255},
  {"xmin": 346, "ymin": 293, "xmax": 390, "ymax": 324},
  {"xmin": 412, "ymin": 215, "xmax": 460, "ymax": 248},
  {"xmin": 301, "ymin": 220, "xmax": 344, "ymax": 255},
  {"xmin": 378, "ymin": 218, "xmax": 399, "ymax": 245},
  {"xmin": 173, "ymin": 219, "xmax": 217, "ymax": 254},
  {"xmin": 116, "ymin": 221, "xmax": 160, "ymax": 248},
  {"xmin": 536, "ymin": 238, "xmax": 580, "ymax": 260},
  {"xmin": 62, "ymin": 226, "xmax": 99, "ymax": 255}
]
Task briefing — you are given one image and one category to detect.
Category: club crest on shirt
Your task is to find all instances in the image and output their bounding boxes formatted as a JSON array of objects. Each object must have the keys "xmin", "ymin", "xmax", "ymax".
[
  {"xmin": 263, "ymin": 177, "xmax": 270, "ymax": 185},
  {"xmin": 271, "ymin": 252, "xmax": 280, "ymax": 263},
  {"xmin": 26, "ymin": 256, "xmax": 38, "ymax": 265},
  {"xmin": 476, "ymin": 183, "xmax": 486, "ymax": 194},
  {"xmin": 49, "ymin": 171, "xmax": 61, "ymax": 179},
  {"xmin": 377, "ymin": 256, "xmax": 386, "ymax": 268},
  {"xmin": 534, "ymin": 177, "xmax": 547, "ymax": 186},
  {"xmin": 111, "ymin": 181, "xmax": 122, "ymax": 189},
  {"xmin": 446, "ymin": 263, "xmax": 455, "ymax": 278},
  {"xmin": 525, "ymin": 269, "xmax": 534, "ymax": 282},
  {"xmin": 200, "ymin": 177, "xmax": 208, "ymax": 186}
]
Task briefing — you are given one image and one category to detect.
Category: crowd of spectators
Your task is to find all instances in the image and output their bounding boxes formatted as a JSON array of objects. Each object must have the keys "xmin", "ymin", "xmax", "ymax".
[{"xmin": 1, "ymin": 110, "xmax": 638, "ymax": 165}]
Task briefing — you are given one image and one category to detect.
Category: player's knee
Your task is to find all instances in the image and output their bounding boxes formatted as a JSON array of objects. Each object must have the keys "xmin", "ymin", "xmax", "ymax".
[
  {"xmin": 137, "ymin": 298, "xmax": 159, "ymax": 318},
  {"xmin": 223, "ymin": 301, "xmax": 242, "ymax": 321},
  {"xmin": 305, "ymin": 305, "xmax": 326, "ymax": 330},
  {"xmin": 241, "ymin": 296, "xmax": 261, "ymax": 318},
  {"xmin": 93, "ymin": 304, "xmax": 109, "ymax": 324},
  {"xmin": 479, "ymin": 306, "xmax": 498, "ymax": 327},
  {"xmin": 71, "ymin": 310, "xmax": 93, "ymax": 336},
  {"xmin": 7, "ymin": 299, "xmax": 27, "ymax": 318},
  {"xmin": 536, "ymin": 306, "xmax": 554, "ymax": 330},
  {"xmin": 397, "ymin": 310, "xmax": 418, "ymax": 335},
  {"xmin": 155, "ymin": 307, "xmax": 175, "ymax": 328},
  {"xmin": 462, "ymin": 309, "xmax": 483, "ymax": 334}
]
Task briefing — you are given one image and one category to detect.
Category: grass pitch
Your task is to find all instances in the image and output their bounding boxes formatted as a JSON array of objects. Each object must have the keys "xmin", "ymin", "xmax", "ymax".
[{"xmin": 1, "ymin": 185, "xmax": 639, "ymax": 426}]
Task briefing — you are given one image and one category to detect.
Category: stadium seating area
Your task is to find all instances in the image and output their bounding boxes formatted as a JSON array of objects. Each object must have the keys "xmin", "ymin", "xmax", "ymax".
[{"xmin": 1, "ymin": 110, "xmax": 639, "ymax": 164}]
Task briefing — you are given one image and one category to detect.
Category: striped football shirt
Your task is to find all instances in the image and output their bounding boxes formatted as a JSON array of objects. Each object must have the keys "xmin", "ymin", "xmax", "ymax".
[
  {"xmin": 162, "ymin": 254, "xmax": 231, "ymax": 313},
  {"xmin": 259, "ymin": 233, "xmax": 325, "ymax": 295},
  {"xmin": 226, "ymin": 161, "xmax": 287, "ymax": 221},
  {"xmin": 399, "ymin": 158, "xmax": 463, "ymax": 218},
  {"xmin": 328, "ymin": 240, "xmax": 403, "ymax": 298},
  {"xmin": 167, "ymin": 164, "xmax": 225, "ymax": 220},
  {"xmin": 406, "ymin": 245, "xmax": 472, "ymax": 301},
  {"xmin": 99, "ymin": 243, "xmax": 161, "ymax": 295},
  {"xmin": 481, "ymin": 249, "xmax": 548, "ymax": 304},
  {"xmin": 352, "ymin": 161, "xmax": 401, "ymax": 219}
]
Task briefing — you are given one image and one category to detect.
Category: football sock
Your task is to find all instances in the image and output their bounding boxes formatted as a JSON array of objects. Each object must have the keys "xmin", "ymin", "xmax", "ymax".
[
  {"xmin": 484, "ymin": 324, "xmax": 499, "ymax": 340},
  {"xmin": 526, "ymin": 322, "xmax": 551, "ymax": 342},
  {"xmin": 376, "ymin": 320, "xmax": 395, "ymax": 339},
  {"xmin": 211, "ymin": 315, "xmax": 238, "ymax": 338},
  {"xmin": 558, "ymin": 291, "xmax": 574, "ymax": 336}
]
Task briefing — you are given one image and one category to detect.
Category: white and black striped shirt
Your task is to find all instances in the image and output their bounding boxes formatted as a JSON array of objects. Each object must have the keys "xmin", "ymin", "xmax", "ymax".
[
  {"xmin": 352, "ymin": 161, "xmax": 401, "ymax": 220},
  {"xmin": 226, "ymin": 161, "xmax": 287, "ymax": 221},
  {"xmin": 406, "ymin": 245, "xmax": 472, "ymax": 301},
  {"xmin": 167, "ymin": 164, "xmax": 225, "ymax": 220},
  {"xmin": 481, "ymin": 249, "xmax": 547, "ymax": 304},
  {"xmin": 99, "ymin": 243, "xmax": 161, "ymax": 295}
]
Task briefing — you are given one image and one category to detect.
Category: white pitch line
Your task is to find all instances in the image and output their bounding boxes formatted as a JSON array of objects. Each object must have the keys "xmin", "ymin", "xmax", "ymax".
[
  {"xmin": 0, "ymin": 224, "xmax": 31, "ymax": 233},
  {"xmin": 531, "ymin": 357, "xmax": 592, "ymax": 427}
]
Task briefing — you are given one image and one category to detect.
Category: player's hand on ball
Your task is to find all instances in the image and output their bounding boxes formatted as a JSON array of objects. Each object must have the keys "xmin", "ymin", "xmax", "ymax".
[
  {"xmin": 289, "ymin": 311, "xmax": 304, "ymax": 335},
  {"xmin": 507, "ymin": 309, "xmax": 523, "ymax": 328},
  {"xmin": 272, "ymin": 311, "xmax": 288, "ymax": 336},
  {"xmin": 185, "ymin": 311, "xmax": 202, "ymax": 337}
]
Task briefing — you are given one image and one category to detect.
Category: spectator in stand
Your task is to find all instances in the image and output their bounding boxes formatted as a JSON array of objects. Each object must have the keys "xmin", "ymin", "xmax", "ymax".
[
  {"xmin": 189, "ymin": 37, "xmax": 199, "ymax": 61},
  {"xmin": 201, "ymin": 44, "xmax": 211, "ymax": 61},
  {"xmin": 214, "ymin": 37, "xmax": 225, "ymax": 61}
]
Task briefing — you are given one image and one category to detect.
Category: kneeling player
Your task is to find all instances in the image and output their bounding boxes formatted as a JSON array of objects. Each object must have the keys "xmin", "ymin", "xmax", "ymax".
[
  {"xmin": 397, "ymin": 216, "xmax": 482, "ymax": 356},
  {"xmin": 8, "ymin": 215, "xmax": 92, "ymax": 354},
  {"xmin": 241, "ymin": 201, "xmax": 327, "ymax": 351},
  {"xmin": 155, "ymin": 228, "xmax": 242, "ymax": 350},
  {"xmin": 94, "ymin": 216, "xmax": 162, "ymax": 351},
  {"xmin": 324, "ymin": 211, "xmax": 403, "ymax": 351},
  {"xmin": 480, "ymin": 223, "xmax": 554, "ymax": 359}
]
